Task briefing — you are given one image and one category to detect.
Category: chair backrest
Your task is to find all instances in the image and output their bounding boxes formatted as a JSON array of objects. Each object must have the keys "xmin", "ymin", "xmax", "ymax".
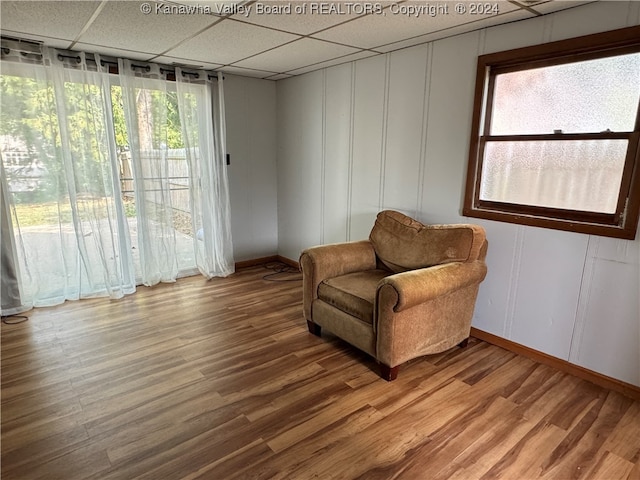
[{"xmin": 369, "ymin": 210, "xmax": 487, "ymax": 274}]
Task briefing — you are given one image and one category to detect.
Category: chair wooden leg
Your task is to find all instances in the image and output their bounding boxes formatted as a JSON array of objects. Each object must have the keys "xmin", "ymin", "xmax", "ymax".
[
  {"xmin": 380, "ymin": 364, "xmax": 399, "ymax": 381},
  {"xmin": 307, "ymin": 320, "xmax": 321, "ymax": 337},
  {"xmin": 458, "ymin": 337, "xmax": 469, "ymax": 348}
]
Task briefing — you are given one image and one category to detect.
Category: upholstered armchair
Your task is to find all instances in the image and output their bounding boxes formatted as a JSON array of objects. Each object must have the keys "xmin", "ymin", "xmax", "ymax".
[{"xmin": 300, "ymin": 210, "xmax": 488, "ymax": 381}]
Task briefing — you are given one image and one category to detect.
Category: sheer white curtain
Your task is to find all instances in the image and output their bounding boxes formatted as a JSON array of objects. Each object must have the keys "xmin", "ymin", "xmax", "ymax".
[
  {"xmin": 118, "ymin": 60, "xmax": 183, "ymax": 285},
  {"xmin": 0, "ymin": 48, "xmax": 135, "ymax": 315},
  {"xmin": 119, "ymin": 61, "xmax": 234, "ymax": 285},
  {"xmin": 1, "ymin": 159, "xmax": 22, "ymax": 314},
  {"xmin": 48, "ymin": 51, "xmax": 135, "ymax": 299},
  {"xmin": 176, "ymin": 69, "xmax": 234, "ymax": 278},
  {"xmin": 1, "ymin": 45, "xmax": 233, "ymax": 315}
]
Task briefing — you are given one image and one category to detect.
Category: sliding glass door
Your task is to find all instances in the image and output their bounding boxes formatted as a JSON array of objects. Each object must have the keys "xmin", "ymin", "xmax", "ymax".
[{"xmin": 0, "ymin": 49, "xmax": 233, "ymax": 315}]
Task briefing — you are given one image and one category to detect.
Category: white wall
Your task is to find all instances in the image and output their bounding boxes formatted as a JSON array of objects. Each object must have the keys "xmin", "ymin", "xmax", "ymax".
[
  {"xmin": 225, "ymin": 74, "xmax": 278, "ymax": 261},
  {"xmin": 275, "ymin": 2, "xmax": 640, "ymax": 386}
]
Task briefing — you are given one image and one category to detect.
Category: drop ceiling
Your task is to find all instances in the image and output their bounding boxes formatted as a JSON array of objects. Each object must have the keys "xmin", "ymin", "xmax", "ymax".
[{"xmin": 1, "ymin": 0, "xmax": 595, "ymax": 80}]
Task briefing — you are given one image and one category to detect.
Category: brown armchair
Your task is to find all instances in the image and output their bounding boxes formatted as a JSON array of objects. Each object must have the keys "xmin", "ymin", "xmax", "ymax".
[{"xmin": 300, "ymin": 210, "xmax": 488, "ymax": 381}]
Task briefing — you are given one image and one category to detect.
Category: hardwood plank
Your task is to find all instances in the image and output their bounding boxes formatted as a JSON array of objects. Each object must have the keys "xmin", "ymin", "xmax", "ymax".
[
  {"xmin": 6, "ymin": 442, "xmax": 112, "ymax": 480},
  {"xmin": 601, "ymin": 400, "xmax": 640, "ymax": 462},
  {"xmin": 1, "ymin": 264, "xmax": 639, "ymax": 479},
  {"xmin": 582, "ymin": 451, "xmax": 635, "ymax": 480},
  {"xmin": 401, "ymin": 396, "xmax": 518, "ymax": 479},
  {"xmin": 478, "ymin": 419, "xmax": 567, "ymax": 479},
  {"xmin": 538, "ymin": 390, "xmax": 626, "ymax": 479}
]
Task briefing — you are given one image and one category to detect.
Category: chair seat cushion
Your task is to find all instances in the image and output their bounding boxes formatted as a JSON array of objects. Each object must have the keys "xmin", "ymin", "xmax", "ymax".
[{"xmin": 318, "ymin": 269, "xmax": 389, "ymax": 324}]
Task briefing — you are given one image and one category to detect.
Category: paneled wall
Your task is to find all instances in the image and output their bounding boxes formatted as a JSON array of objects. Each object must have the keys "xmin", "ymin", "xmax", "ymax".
[
  {"xmin": 276, "ymin": 2, "xmax": 640, "ymax": 385},
  {"xmin": 225, "ymin": 74, "xmax": 278, "ymax": 261}
]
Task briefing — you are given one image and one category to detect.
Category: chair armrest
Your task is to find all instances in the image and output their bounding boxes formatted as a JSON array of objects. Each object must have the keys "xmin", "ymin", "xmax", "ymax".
[
  {"xmin": 378, "ymin": 261, "xmax": 487, "ymax": 313},
  {"xmin": 299, "ymin": 240, "xmax": 377, "ymax": 321},
  {"xmin": 375, "ymin": 261, "xmax": 487, "ymax": 368}
]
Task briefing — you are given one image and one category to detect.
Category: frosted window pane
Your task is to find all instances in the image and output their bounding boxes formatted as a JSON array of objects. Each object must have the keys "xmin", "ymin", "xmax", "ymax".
[
  {"xmin": 490, "ymin": 53, "xmax": 640, "ymax": 135},
  {"xmin": 480, "ymin": 140, "xmax": 627, "ymax": 213}
]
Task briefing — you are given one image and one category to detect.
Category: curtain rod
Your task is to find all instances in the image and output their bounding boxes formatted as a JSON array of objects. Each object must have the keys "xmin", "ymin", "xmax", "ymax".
[
  {"xmin": 56, "ymin": 53, "xmax": 216, "ymax": 79},
  {"xmin": 2, "ymin": 38, "xmax": 222, "ymax": 81}
]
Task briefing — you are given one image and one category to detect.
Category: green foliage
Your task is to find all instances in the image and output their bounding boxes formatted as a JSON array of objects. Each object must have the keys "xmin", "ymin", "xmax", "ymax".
[
  {"xmin": 0, "ymin": 75, "xmax": 57, "ymax": 148},
  {"xmin": 164, "ymin": 91, "xmax": 184, "ymax": 149},
  {"xmin": 2, "ymin": 73, "xmax": 189, "ymax": 207},
  {"xmin": 11, "ymin": 202, "xmax": 72, "ymax": 226},
  {"xmin": 136, "ymin": 88, "xmax": 185, "ymax": 149},
  {"xmin": 1, "ymin": 74, "xmax": 62, "ymax": 202},
  {"xmin": 110, "ymin": 86, "xmax": 128, "ymax": 149},
  {"xmin": 123, "ymin": 197, "xmax": 136, "ymax": 217}
]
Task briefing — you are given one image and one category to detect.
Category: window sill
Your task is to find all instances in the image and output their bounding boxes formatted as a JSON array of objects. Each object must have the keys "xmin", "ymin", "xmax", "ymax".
[{"xmin": 463, "ymin": 206, "xmax": 638, "ymax": 240}]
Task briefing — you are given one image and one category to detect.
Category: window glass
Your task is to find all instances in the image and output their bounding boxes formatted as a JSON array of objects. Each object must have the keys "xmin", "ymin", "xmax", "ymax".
[
  {"xmin": 480, "ymin": 139, "xmax": 628, "ymax": 213},
  {"xmin": 490, "ymin": 53, "xmax": 640, "ymax": 135}
]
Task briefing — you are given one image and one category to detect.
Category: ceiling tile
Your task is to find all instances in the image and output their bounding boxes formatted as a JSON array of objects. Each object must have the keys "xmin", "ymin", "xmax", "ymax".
[
  {"xmin": 313, "ymin": 0, "xmax": 521, "ymax": 49},
  {"xmin": 233, "ymin": 37, "xmax": 360, "ymax": 72},
  {"xmin": 165, "ymin": 18, "xmax": 300, "ymax": 65},
  {"xmin": 74, "ymin": 43, "xmax": 158, "ymax": 62},
  {"xmin": 0, "ymin": 0, "xmax": 607, "ymax": 80},
  {"xmin": 508, "ymin": 0, "xmax": 548, "ymax": 5},
  {"xmin": 220, "ymin": 65, "xmax": 280, "ymax": 78},
  {"xmin": 76, "ymin": 1, "xmax": 221, "ymax": 56},
  {"xmin": 265, "ymin": 73, "xmax": 294, "ymax": 80},
  {"xmin": 527, "ymin": 0, "xmax": 597, "ymax": 15},
  {"xmin": 152, "ymin": 55, "xmax": 223, "ymax": 70},
  {"xmin": 374, "ymin": 8, "xmax": 535, "ymax": 52},
  {"xmin": 231, "ymin": 1, "xmax": 362, "ymax": 35},
  {"xmin": 285, "ymin": 50, "xmax": 378, "ymax": 75},
  {"xmin": 0, "ymin": 1, "xmax": 100, "ymax": 41},
  {"xmin": 168, "ymin": 0, "xmax": 249, "ymax": 17}
]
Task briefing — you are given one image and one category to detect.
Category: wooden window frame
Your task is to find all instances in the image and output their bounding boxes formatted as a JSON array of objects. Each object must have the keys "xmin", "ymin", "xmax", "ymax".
[{"xmin": 463, "ymin": 25, "xmax": 640, "ymax": 240}]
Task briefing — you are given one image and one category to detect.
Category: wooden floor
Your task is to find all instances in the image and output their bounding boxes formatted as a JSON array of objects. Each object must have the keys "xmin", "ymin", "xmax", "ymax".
[{"xmin": 2, "ymin": 264, "xmax": 639, "ymax": 480}]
